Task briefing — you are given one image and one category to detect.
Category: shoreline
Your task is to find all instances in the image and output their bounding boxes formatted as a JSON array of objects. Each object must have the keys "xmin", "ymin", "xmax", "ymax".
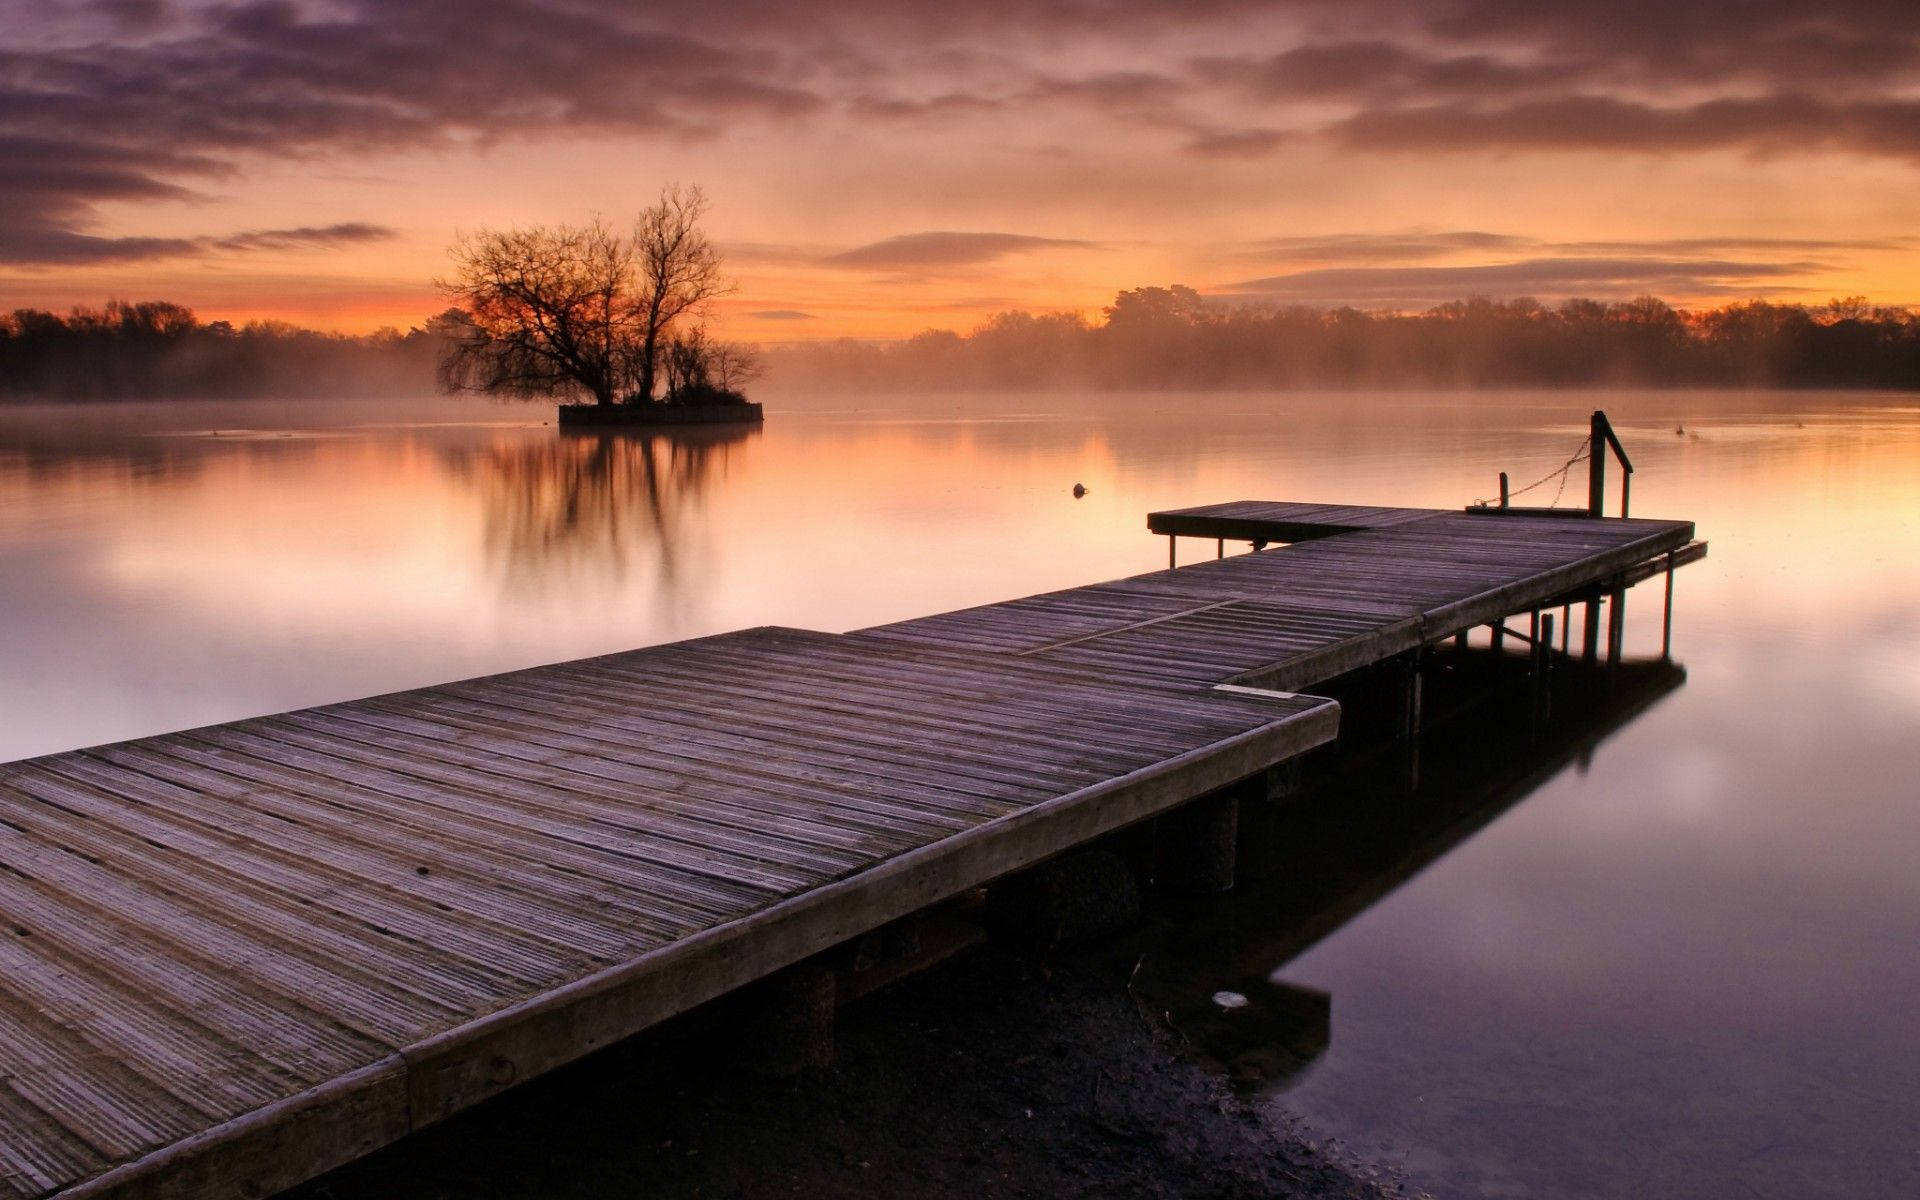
[{"xmin": 284, "ymin": 931, "xmax": 1415, "ymax": 1200}]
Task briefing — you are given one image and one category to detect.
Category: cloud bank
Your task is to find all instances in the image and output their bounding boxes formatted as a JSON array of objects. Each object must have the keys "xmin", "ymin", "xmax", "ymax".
[{"xmin": 4, "ymin": 0, "xmax": 1919, "ymax": 310}]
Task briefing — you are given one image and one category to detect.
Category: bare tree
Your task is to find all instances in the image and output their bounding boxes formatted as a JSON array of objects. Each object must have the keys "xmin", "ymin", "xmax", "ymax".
[
  {"xmin": 437, "ymin": 185, "xmax": 732, "ymax": 406},
  {"xmin": 707, "ymin": 338, "xmax": 764, "ymax": 394},
  {"xmin": 662, "ymin": 325, "xmax": 764, "ymax": 402},
  {"xmin": 661, "ymin": 325, "xmax": 713, "ymax": 398},
  {"xmin": 438, "ymin": 220, "xmax": 641, "ymax": 406},
  {"xmin": 633, "ymin": 184, "xmax": 730, "ymax": 403}
]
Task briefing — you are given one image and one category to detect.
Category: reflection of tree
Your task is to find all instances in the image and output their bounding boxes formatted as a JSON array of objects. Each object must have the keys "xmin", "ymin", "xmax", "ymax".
[{"xmin": 450, "ymin": 425, "xmax": 756, "ymax": 595}]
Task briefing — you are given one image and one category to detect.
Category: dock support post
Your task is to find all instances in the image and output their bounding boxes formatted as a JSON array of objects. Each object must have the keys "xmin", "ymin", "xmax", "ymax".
[
  {"xmin": 1583, "ymin": 597, "xmax": 1601, "ymax": 663},
  {"xmin": 1531, "ymin": 612, "xmax": 1555, "ymax": 731},
  {"xmin": 1156, "ymin": 784, "xmax": 1241, "ymax": 894},
  {"xmin": 1491, "ymin": 620, "xmax": 1505, "ymax": 652},
  {"xmin": 1400, "ymin": 649, "xmax": 1423, "ymax": 793},
  {"xmin": 986, "ymin": 850, "xmax": 1142, "ymax": 947},
  {"xmin": 1606, "ymin": 582, "xmax": 1626, "ymax": 667},
  {"xmin": 1561, "ymin": 604, "xmax": 1571, "ymax": 654},
  {"xmin": 1236, "ymin": 761, "xmax": 1304, "ymax": 880},
  {"xmin": 1453, "ymin": 630, "xmax": 1468, "ymax": 651},
  {"xmin": 1168, "ymin": 536, "xmax": 1176, "ymax": 570},
  {"xmin": 1217, "ymin": 537, "xmax": 1224, "ymax": 559},
  {"xmin": 1661, "ymin": 552, "xmax": 1676, "ymax": 660},
  {"xmin": 1588, "ymin": 410, "xmax": 1608, "ymax": 518},
  {"xmin": 735, "ymin": 962, "xmax": 835, "ymax": 1077}
]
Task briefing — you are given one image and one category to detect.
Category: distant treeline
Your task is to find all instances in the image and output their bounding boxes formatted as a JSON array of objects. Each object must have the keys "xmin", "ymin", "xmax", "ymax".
[
  {"xmin": 0, "ymin": 301, "xmax": 458, "ymax": 401},
  {"xmin": 10, "ymin": 290, "xmax": 1920, "ymax": 400},
  {"xmin": 766, "ymin": 287, "xmax": 1920, "ymax": 390}
]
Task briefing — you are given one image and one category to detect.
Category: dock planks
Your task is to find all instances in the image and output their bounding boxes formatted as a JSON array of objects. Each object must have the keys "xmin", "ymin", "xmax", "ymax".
[
  {"xmin": 0, "ymin": 629, "xmax": 1332, "ymax": 1200},
  {"xmin": 869, "ymin": 502, "xmax": 1697, "ymax": 691},
  {"xmin": 0, "ymin": 499, "xmax": 1701, "ymax": 1200}
]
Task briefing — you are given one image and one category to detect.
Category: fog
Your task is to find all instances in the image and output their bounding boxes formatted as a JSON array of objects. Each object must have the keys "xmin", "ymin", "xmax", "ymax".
[{"xmin": 8, "ymin": 290, "xmax": 1920, "ymax": 403}]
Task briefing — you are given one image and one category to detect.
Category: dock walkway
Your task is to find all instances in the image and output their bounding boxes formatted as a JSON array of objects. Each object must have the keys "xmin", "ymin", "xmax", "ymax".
[{"xmin": 0, "ymin": 501, "xmax": 1698, "ymax": 1200}]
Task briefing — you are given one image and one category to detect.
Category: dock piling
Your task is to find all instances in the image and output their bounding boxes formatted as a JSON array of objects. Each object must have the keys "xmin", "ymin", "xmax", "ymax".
[
  {"xmin": 1155, "ymin": 785, "xmax": 1243, "ymax": 894},
  {"xmin": 1662, "ymin": 552, "xmax": 1676, "ymax": 660},
  {"xmin": 986, "ymin": 850, "xmax": 1142, "ymax": 947},
  {"xmin": 734, "ymin": 962, "xmax": 837, "ymax": 1077},
  {"xmin": 1237, "ymin": 760, "xmax": 1309, "ymax": 879},
  {"xmin": 1399, "ymin": 649, "xmax": 1424, "ymax": 793},
  {"xmin": 1607, "ymin": 582, "xmax": 1626, "ymax": 666},
  {"xmin": 1531, "ymin": 612, "xmax": 1555, "ymax": 731}
]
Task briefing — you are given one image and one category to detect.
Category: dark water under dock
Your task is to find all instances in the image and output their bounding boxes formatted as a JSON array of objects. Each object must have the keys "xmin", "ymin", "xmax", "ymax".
[{"xmin": 2, "ymin": 391, "xmax": 1916, "ymax": 1199}]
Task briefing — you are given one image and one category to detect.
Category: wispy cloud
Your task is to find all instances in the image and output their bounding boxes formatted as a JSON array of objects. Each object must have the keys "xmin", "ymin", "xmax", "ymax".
[
  {"xmin": 1183, "ymin": 128, "xmax": 1291, "ymax": 158},
  {"xmin": 1239, "ymin": 230, "xmax": 1531, "ymax": 262},
  {"xmin": 1234, "ymin": 230, "xmax": 1910, "ymax": 266},
  {"xmin": 823, "ymin": 232, "xmax": 1099, "ymax": 270},
  {"xmin": 207, "ymin": 224, "xmax": 397, "ymax": 253},
  {"xmin": 1221, "ymin": 256, "xmax": 1820, "ymax": 307},
  {"xmin": 0, "ymin": 208, "xmax": 396, "ymax": 267}
]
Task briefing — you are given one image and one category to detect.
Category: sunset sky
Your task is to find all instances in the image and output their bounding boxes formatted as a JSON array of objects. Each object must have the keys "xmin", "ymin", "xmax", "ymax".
[{"xmin": 5, "ymin": 0, "xmax": 1920, "ymax": 338}]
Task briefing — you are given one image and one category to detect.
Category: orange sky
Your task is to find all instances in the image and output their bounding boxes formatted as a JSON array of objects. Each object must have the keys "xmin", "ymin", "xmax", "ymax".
[{"xmin": 5, "ymin": 1, "xmax": 1920, "ymax": 338}]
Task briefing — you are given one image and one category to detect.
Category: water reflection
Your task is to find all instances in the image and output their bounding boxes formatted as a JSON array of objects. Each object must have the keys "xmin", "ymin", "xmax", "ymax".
[
  {"xmin": 2, "ymin": 393, "xmax": 1917, "ymax": 1198},
  {"xmin": 1127, "ymin": 651, "xmax": 1688, "ymax": 1096},
  {"xmin": 444, "ymin": 425, "xmax": 756, "ymax": 595}
]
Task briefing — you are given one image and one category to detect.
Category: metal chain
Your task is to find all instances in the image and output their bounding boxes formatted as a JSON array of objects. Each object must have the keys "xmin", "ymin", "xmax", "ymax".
[{"xmin": 1476, "ymin": 436, "xmax": 1592, "ymax": 509}]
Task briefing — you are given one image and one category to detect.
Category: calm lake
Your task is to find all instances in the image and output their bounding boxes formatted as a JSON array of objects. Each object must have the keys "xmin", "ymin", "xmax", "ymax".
[{"xmin": 2, "ymin": 390, "xmax": 1915, "ymax": 1198}]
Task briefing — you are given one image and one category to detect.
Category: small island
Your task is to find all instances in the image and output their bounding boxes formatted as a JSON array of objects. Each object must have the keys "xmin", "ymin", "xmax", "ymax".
[
  {"xmin": 554, "ymin": 399, "xmax": 762, "ymax": 427},
  {"xmin": 437, "ymin": 184, "xmax": 764, "ymax": 426}
]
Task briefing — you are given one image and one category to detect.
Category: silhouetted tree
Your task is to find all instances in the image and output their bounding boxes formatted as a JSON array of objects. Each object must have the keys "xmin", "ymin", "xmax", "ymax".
[
  {"xmin": 0, "ymin": 301, "xmax": 447, "ymax": 400},
  {"xmin": 661, "ymin": 325, "xmax": 763, "ymax": 402},
  {"xmin": 436, "ymin": 186, "xmax": 730, "ymax": 407},
  {"xmin": 761, "ymin": 287, "xmax": 1920, "ymax": 392},
  {"xmin": 437, "ymin": 219, "xmax": 641, "ymax": 406},
  {"xmin": 634, "ymin": 185, "xmax": 730, "ymax": 404}
]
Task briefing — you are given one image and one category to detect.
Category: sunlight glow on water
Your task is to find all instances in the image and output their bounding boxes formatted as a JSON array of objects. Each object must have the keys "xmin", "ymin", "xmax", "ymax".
[{"xmin": 1, "ymin": 389, "xmax": 1916, "ymax": 1198}]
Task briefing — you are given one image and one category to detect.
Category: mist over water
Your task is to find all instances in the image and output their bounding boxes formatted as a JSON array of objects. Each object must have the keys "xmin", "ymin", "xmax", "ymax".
[{"xmin": 1, "ymin": 389, "xmax": 1915, "ymax": 1198}]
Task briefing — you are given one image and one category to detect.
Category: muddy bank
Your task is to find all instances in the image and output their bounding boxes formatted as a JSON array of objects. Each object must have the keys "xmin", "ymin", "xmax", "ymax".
[{"xmin": 286, "ymin": 932, "xmax": 1412, "ymax": 1200}]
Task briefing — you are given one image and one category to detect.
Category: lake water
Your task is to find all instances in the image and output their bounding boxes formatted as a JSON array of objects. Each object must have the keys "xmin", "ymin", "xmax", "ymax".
[{"xmin": 1, "ymin": 390, "xmax": 1915, "ymax": 1198}]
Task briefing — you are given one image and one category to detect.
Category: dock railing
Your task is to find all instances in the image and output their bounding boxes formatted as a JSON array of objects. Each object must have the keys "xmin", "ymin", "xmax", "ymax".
[
  {"xmin": 1482, "ymin": 408, "xmax": 1634, "ymax": 518},
  {"xmin": 1587, "ymin": 409, "xmax": 1633, "ymax": 518}
]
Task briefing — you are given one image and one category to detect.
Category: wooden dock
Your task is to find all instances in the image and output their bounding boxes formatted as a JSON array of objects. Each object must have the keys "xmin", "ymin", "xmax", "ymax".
[{"xmin": 0, "ymin": 500, "xmax": 1700, "ymax": 1200}]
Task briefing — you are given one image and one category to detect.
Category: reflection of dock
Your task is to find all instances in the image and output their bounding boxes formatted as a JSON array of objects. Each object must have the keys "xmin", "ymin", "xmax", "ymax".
[
  {"xmin": 1126, "ymin": 653, "xmax": 1688, "ymax": 1091},
  {"xmin": 0, "ymin": 501, "xmax": 1699, "ymax": 1200}
]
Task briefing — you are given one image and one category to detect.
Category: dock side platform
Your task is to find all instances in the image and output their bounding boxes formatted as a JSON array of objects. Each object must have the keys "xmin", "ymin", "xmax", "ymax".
[{"xmin": 0, "ymin": 499, "xmax": 1702, "ymax": 1200}]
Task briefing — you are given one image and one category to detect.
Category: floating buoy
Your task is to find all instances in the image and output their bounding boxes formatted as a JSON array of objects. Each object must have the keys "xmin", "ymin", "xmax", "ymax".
[{"xmin": 1072, "ymin": 483, "xmax": 1087, "ymax": 498}]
